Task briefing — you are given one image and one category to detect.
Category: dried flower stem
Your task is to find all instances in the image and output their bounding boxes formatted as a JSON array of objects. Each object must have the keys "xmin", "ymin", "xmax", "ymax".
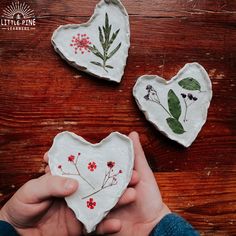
[
  {"xmin": 181, "ymin": 95, "xmax": 197, "ymax": 122},
  {"xmin": 61, "ymin": 155, "xmax": 95, "ymax": 189},
  {"xmin": 149, "ymin": 99, "xmax": 173, "ymax": 118},
  {"xmin": 82, "ymin": 168, "xmax": 121, "ymax": 199},
  {"xmin": 183, "ymin": 98, "xmax": 188, "ymax": 122}
]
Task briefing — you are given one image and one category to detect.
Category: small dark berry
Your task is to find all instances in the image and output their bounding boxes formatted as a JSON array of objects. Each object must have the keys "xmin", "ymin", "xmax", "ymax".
[
  {"xmin": 193, "ymin": 97, "xmax": 198, "ymax": 101},
  {"xmin": 144, "ymin": 94, "xmax": 149, "ymax": 100},
  {"xmin": 188, "ymin": 93, "xmax": 193, "ymax": 100},
  {"xmin": 181, "ymin": 93, "xmax": 186, "ymax": 98}
]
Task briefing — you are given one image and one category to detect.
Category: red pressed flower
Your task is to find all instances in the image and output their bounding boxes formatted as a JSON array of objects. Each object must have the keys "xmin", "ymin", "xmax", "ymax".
[
  {"xmin": 119, "ymin": 170, "xmax": 122, "ymax": 174},
  {"xmin": 87, "ymin": 198, "xmax": 96, "ymax": 209},
  {"xmin": 107, "ymin": 161, "xmax": 115, "ymax": 169},
  {"xmin": 88, "ymin": 162, "xmax": 97, "ymax": 171},
  {"xmin": 58, "ymin": 165, "xmax": 62, "ymax": 169},
  {"xmin": 78, "ymin": 152, "xmax": 81, "ymax": 156},
  {"xmin": 68, "ymin": 155, "xmax": 75, "ymax": 162},
  {"xmin": 70, "ymin": 33, "xmax": 91, "ymax": 54}
]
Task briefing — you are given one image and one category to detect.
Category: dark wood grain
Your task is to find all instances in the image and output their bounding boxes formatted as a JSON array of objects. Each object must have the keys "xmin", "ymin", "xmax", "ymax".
[{"xmin": 0, "ymin": 0, "xmax": 235, "ymax": 235}]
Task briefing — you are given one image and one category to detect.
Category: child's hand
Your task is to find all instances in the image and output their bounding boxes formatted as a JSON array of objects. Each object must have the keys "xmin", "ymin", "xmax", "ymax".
[
  {"xmin": 0, "ymin": 173, "xmax": 83, "ymax": 236},
  {"xmin": 96, "ymin": 131, "xmax": 171, "ymax": 235},
  {"xmin": 0, "ymin": 156, "xmax": 137, "ymax": 236}
]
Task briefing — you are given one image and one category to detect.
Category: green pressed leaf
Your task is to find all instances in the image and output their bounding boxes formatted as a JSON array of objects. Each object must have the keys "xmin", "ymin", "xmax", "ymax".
[
  {"xmin": 102, "ymin": 26, "xmax": 106, "ymax": 34},
  {"xmin": 108, "ymin": 29, "xmax": 120, "ymax": 50},
  {"xmin": 168, "ymin": 89, "xmax": 181, "ymax": 120},
  {"xmin": 98, "ymin": 26, "xmax": 104, "ymax": 45},
  {"xmin": 107, "ymin": 42, "xmax": 121, "ymax": 59},
  {"xmin": 105, "ymin": 65, "xmax": 114, "ymax": 69},
  {"xmin": 88, "ymin": 45, "xmax": 104, "ymax": 60},
  {"xmin": 105, "ymin": 13, "xmax": 109, "ymax": 30},
  {"xmin": 90, "ymin": 61, "xmax": 103, "ymax": 67},
  {"xmin": 103, "ymin": 13, "xmax": 110, "ymax": 43},
  {"xmin": 178, "ymin": 77, "xmax": 201, "ymax": 91},
  {"xmin": 166, "ymin": 117, "xmax": 185, "ymax": 134},
  {"xmin": 102, "ymin": 26, "xmax": 108, "ymax": 44},
  {"xmin": 108, "ymin": 25, "xmax": 112, "ymax": 41}
]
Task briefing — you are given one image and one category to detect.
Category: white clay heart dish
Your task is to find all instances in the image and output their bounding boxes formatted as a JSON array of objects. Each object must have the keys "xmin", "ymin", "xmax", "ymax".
[
  {"xmin": 133, "ymin": 63, "xmax": 213, "ymax": 147},
  {"xmin": 52, "ymin": 0, "xmax": 130, "ymax": 83},
  {"xmin": 48, "ymin": 131, "xmax": 134, "ymax": 233}
]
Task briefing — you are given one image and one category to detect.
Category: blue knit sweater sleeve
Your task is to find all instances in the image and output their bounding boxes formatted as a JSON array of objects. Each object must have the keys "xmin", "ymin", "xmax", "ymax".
[
  {"xmin": 150, "ymin": 213, "xmax": 200, "ymax": 236},
  {"xmin": 0, "ymin": 214, "xmax": 198, "ymax": 236},
  {"xmin": 0, "ymin": 221, "xmax": 18, "ymax": 236}
]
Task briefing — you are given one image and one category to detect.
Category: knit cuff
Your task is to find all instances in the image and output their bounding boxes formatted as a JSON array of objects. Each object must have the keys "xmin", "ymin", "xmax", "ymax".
[
  {"xmin": 150, "ymin": 213, "xmax": 200, "ymax": 236},
  {"xmin": 0, "ymin": 220, "xmax": 19, "ymax": 236}
]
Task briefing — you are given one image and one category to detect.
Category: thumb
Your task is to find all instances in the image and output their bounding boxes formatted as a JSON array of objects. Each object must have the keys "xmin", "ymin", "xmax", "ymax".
[
  {"xmin": 18, "ymin": 173, "xmax": 78, "ymax": 203},
  {"xmin": 129, "ymin": 131, "xmax": 154, "ymax": 180}
]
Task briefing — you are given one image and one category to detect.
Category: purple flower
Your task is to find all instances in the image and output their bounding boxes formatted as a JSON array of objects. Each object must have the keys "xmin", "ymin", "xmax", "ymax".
[
  {"xmin": 193, "ymin": 97, "xmax": 198, "ymax": 101},
  {"xmin": 146, "ymin": 85, "xmax": 153, "ymax": 91},
  {"xmin": 181, "ymin": 93, "xmax": 186, "ymax": 98}
]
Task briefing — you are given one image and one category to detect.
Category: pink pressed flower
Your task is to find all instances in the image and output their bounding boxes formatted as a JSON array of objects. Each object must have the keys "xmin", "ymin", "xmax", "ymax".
[
  {"xmin": 107, "ymin": 161, "xmax": 115, "ymax": 169},
  {"xmin": 58, "ymin": 165, "xmax": 62, "ymax": 169},
  {"xmin": 68, "ymin": 155, "xmax": 75, "ymax": 162},
  {"xmin": 88, "ymin": 162, "xmax": 97, "ymax": 172},
  {"xmin": 70, "ymin": 33, "xmax": 91, "ymax": 54},
  {"xmin": 87, "ymin": 198, "xmax": 96, "ymax": 209}
]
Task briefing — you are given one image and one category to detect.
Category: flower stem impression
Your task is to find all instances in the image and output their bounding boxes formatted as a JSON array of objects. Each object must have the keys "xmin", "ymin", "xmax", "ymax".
[
  {"xmin": 58, "ymin": 153, "xmax": 95, "ymax": 190},
  {"xmin": 144, "ymin": 85, "xmax": 172, "ymax": 117},
  {"xmin": 144, "ymin": 85, "xmax": 185, "ymax": 134},
  {"xmin": 89, "ymin": 12, "xmax": 121, "ymax": 72},
  {"xmin": 181, "ymin": 93, "xmax": 198, "ymax": 122},
  {"xmin": 82, "ymin": 161, "xmax": 122, "ymax": 199}
]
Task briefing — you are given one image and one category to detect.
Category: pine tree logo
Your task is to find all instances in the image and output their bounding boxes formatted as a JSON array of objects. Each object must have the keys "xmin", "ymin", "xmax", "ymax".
[
  {"xmin": 1, "ymin": 1, "xmax": 36, "ymax": 31},
  {"xmin": 2, "ymin": 1, "xmax": 34, "ymax": 19}
]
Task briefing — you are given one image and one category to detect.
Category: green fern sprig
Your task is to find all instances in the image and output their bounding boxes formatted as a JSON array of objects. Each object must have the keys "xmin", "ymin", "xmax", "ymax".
[{"xmin": 89, "ymin": 13, "xmax": 121, "ymax": 72}]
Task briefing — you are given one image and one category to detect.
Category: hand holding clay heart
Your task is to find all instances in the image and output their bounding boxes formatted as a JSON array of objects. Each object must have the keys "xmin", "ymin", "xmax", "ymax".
[{"xmin": 48, "ymin": 131, "xmax": 134, "ymax": 233}]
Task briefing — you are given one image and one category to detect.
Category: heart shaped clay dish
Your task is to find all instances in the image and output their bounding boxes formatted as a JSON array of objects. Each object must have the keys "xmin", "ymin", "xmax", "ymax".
[
  {"xmin": 52, "ymin": 0, "xmax": 130, "ymax": 83},
  {"xmin": 48, "ymin": 131, "xmax": 134, "ymax": 233},
  {"xmin": 133, "ymin": 63, "xmax": 213, "ymax": 147}
]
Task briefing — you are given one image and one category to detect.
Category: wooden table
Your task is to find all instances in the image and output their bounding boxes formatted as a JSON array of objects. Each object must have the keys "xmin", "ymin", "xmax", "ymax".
[{"xmin": 0, "ymin": 0, "xmax": 235, "ymax": 235}]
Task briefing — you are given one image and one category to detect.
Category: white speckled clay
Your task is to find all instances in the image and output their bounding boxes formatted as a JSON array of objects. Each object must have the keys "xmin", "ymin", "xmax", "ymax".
[
  {"xmin": 52, "ymin": 0, "xmax": 130, "ymax": 83},
  {"xmin": 48, "ymin": 131, "xmax": 134, "ymax": 233},
  {"xmin": 133, "ymin": 63, "xmax": 212, "ymax": 147}
]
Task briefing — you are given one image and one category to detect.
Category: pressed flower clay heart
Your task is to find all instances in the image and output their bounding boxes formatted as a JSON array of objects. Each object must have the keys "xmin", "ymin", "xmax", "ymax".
[
  {"xmin": 133, "ymin": 63, "xmax": 213, "ymax": 147},
  {"xmin": 48, "ymin": 131, "xmax": 134, "ymax": 233},
  {"xmin": 52, "ymin": 0, "xmax": 130, "ymax": 83}
]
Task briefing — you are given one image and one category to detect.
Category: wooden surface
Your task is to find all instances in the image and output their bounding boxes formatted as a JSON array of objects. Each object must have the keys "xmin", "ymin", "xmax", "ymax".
[{"xmin": 0, "ymin": 0, "xmax": 236, "ymax": 235}]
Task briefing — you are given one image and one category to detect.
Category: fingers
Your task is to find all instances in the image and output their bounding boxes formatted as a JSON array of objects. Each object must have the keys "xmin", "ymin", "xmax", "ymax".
[
  {"xmin": 19, "ymin": 174, "xmax": 78, "ymax": 203},
  {"xmin": 129, "ymin": 170, "xmax": 139, "ymax": 186},
  {"xmin": 96, "ymin": 218, "xmax": 121, "ymax": 235},
  {"xmin": 44, "ymin": 152, "xmax": 50, "ymax": 173},
  {"xmin": 129, "ymin": 131, "xmax": 153, "ymax": 180},
  {"xmin": 115, "ymin": 187, "xmax": 136, "ymax": 209},
  {"xmin": 66, "ymin": 208, "xmax": 83, "ymax": 236},
  {"xmin": 129, "ymin": 131, "xmax": 146, "ymax": 170},
  {"xmin": 43, "ymin": 152, "xmax": 48, "ymax": 163},
  {"xmin": 45, "ymin": 165, "xmax": 50, "ymax": 173}
]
